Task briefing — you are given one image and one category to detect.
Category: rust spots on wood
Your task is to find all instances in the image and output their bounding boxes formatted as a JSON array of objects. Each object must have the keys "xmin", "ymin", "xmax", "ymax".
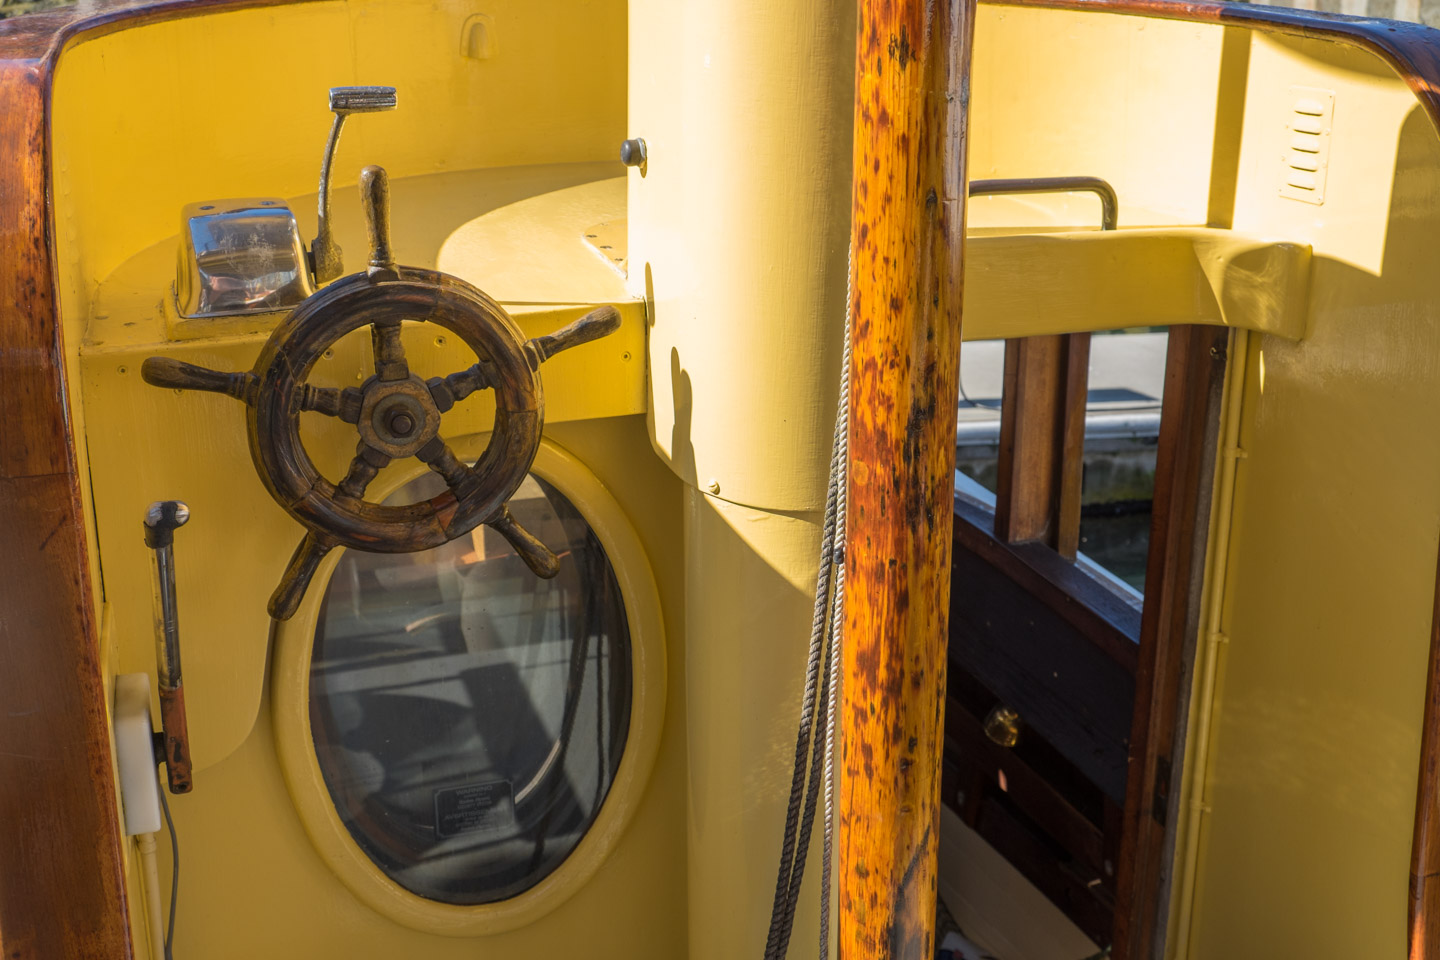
[{"xmin": 840, "ymin": 0, "xmax": 975, "ymax": 956}]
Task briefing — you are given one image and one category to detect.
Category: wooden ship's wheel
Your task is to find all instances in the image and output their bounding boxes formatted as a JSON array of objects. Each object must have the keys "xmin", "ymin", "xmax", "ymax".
[{"xmin": 142, "ymin": 164, "xmax": 619, "ymax": 619}]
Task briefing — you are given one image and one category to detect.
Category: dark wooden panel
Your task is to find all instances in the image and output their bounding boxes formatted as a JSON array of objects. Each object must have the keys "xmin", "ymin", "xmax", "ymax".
[
  {"xmin": 839, "ymin": 0, "xmax": 974, "ymax": 955},
  {"xmin": 973, "ymin": 795, "xmax": 1114, "ymax": 946},
  {"xmin": 955, "ymin": 494, "xmax": 1141, "ymax": 671},
  {"xmin": 946, "ymin": 697, "xmax": 1106, "ymax": 878},
  {"xmin": 949, "ymin": 527, "xmax": 1137, "ymax": 802},
  {"xmin": 1112, "ymin": 326, "xmax": 1228, "ymax": 960}
]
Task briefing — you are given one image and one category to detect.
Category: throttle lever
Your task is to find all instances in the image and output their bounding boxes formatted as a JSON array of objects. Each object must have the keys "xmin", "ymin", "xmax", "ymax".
[{"xmin": 144, "ymin": 500, "xmax": 194, "ymax": 794}]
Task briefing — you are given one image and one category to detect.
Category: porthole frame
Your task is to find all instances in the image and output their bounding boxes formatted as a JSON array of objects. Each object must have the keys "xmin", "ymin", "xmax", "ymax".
[{"xmin": 271, "ymin": 435, "xmax": 666, "ymax": 937}]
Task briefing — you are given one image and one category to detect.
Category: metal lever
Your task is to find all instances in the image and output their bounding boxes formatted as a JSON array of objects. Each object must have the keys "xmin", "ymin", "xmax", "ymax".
[
  {"xmin": 144, "ymin": 500, "xmax": 194, "ymax": 794},
  {"xmin": 311, "ymin": 85, "xmax": 398, "ymax": 284}
]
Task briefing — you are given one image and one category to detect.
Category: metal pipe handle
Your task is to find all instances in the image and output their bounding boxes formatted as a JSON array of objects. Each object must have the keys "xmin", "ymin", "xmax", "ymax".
[{"xmin": 144, "ymin": 500, "xmax": 193, "ymax": 794}]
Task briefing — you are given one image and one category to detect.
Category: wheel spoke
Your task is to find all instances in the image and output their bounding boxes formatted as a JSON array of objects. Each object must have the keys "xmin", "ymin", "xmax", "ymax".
[
  {"xmin": 336, "ymin": 441, "xmax": 391, "ymax": 502},
  {"xmin": 269, "ymin": 532, "xmax": 336, "ymax": 621},
  {"xmin": 525, "ymin": 305, "xmax": 621, "ymax": 367},
  {"xmin": 141, "ymin": 357, "xmax": 257, "ymax": 404},
  {"xmin": 415, "ymin": 437, "xmax": 474, "ymax": 496},
  {"xmin": 371, "ymin": 320, "xmax": 410, "ymax": 381},
  {"xmin": 488, "ymin": 507, "xmax": 561, "ymax": 578},
  {"xmin": 298, "ymin": 384, "xmax": 363, "ymax": 423},
  {"xmin": 427, "ymin": 360, "xmax": 493, "ymax": 412}
]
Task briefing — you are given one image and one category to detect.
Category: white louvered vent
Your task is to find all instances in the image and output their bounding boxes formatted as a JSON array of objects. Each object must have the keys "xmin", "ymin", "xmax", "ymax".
[{"xmin": 1280, "ymin": 86, "xmax": 1335, "ymax": 205}]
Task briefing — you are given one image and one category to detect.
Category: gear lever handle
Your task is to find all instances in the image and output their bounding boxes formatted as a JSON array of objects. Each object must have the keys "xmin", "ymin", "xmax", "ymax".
[
  {"xmin": 311, "ymin": 86, "xmax": 397, "ymax": 283},
  {"xmin": 144, "ymin": 500, "xmax": 193, "ymax": 794}
]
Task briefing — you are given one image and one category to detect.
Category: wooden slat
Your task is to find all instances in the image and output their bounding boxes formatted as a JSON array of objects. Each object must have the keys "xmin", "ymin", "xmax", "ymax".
[
  {"xmin": 1057, "ymin": 333, "xmax": 1091, "ymax": 560},
  {"xmin": 839, "ymin": 0, "xmax": 974, "ymax": 954},
  {"xmin": 1112, "ymin": 325, "xmax": 1228, "ymax": 960},
  {"xmin": 993, "ymin": 332, "xmax": 1090, "ymax": 557}
]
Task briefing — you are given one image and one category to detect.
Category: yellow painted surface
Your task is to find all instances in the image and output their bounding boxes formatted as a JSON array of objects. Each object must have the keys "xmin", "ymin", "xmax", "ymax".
[
  {"xmin": 1184, "ymin": 33, "xmax": 1440, "ymax": 960},
  {"xmin": 964, "ymin": 228, "xmax": 1312, "ymax": 341},
  {"xmin": 683, "ymin": 491, "xmax": 827, "ymax": 960},
  {"xmin": 42, "ymin": 0, "xmax": 1440, "ymax": 957},
  {"xmin": 629, "ymin": 0, "xmax": 855, "ymax": 513},
  {"xmin": 80, "ymin": 166, "xmax": 644, "ymax": 773},
  {"xmin": 970, "ymin": 7, "xmax": 1226, "ymax": 227},
  {"xmin": 269, "ymin": 437, "xmax": 670, "ymax": 936}
]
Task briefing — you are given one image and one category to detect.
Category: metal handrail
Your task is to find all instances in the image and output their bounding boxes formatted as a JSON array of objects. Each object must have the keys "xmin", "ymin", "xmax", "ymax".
[{"xmin": 969, "ymin": 175, "xmax": 1119, "ymax": 231}]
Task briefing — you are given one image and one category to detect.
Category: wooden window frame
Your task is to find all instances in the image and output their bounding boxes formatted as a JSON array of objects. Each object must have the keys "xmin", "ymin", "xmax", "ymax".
[{"xmin": 947, "ymin": 324, "xmax": 1229, "ymax": 958}]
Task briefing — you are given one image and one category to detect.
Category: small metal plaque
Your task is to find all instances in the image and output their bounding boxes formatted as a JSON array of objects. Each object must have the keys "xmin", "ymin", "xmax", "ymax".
[
  {"xmin": 433, "ymin": 779, "xmax": 515, "ymax": 839},
  {"xmin": 176, "ymin": 198, "xmax": 315, "ymax": 318}
]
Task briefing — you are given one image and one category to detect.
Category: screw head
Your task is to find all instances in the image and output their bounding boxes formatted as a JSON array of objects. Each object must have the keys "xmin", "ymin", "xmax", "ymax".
[{"xmin": 620, "ymin": 137, "xmax": 648, "ymax": 168}]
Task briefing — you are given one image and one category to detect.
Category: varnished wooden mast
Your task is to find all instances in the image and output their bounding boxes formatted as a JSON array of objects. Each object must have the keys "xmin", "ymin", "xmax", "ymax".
[{"xmin": 839, "ymin": 0, "xmax": 975, "ymax": 956}]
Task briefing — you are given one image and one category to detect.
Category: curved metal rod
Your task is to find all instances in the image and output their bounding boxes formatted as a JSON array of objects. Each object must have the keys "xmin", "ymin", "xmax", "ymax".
[{"xmin": 968, "ymin": 175, "xmax": 1118, "ymax": 231}]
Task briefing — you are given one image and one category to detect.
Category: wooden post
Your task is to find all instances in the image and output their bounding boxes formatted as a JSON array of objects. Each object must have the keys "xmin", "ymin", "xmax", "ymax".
[{"xmin": 840, "ymin": 0, "xmax": 975, "ymax": 956}]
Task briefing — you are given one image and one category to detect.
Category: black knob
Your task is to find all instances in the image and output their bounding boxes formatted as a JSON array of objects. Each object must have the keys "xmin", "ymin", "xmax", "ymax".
[{"xmin": 620, "ymin": 138, "xmax": 647, "ymax": 168}]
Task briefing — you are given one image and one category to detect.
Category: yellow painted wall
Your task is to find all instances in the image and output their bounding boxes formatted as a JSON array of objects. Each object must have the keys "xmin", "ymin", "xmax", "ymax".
[
  {"xmin": 1186, "ymin": 32, "xmax": 1440, "ymax": 960},
  {"xmin": 45, "ymin": 1, "xmax": 1440, "ymax": 957}
]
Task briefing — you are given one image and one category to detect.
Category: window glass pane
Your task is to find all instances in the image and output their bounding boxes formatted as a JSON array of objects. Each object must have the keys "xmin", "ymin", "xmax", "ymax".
[
  {"xmin": 953, "ymin": 330, "xmax": 1166, "ymax": 593},
  {"xmin": 956, "ymin": 338, "xmax": 1006, "ymax": 494},
  {"xmin": 309, "ymin": 472, "xmax": 632, "ymax": 905},
  {"xmin": 1076, "ymin": 329, "xmax": 1167, "ymax": 592}
]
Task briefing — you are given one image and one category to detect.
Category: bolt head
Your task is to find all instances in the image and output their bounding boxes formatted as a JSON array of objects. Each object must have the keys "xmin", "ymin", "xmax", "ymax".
[
  {"xmin": 620, "ymin": 138, "xmax": 647, "ymax": 167},
  {"xmin": 389, "ymin": 412, "xmax": 415, "ymax": 437}
]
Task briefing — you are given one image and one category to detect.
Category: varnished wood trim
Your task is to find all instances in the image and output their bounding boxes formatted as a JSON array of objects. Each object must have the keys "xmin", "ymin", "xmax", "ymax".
[
  {"xmin": 993, "ymin": 333, "xmax": 1090, "ymax": 557},
  {"xmin": 0, "ymin": 45, "xmax": 131, "ymax": 960},
  {"xmin": 840, "ymin": 0, "xmax": 974, "ymax": 954},
  {"xmin": 1057, "ymin": 333, "xmax": 1091, "ymax": 560},
  {"xmin": 1112, "ymin": 326, "xmax": 1228, "ymax": 960}
]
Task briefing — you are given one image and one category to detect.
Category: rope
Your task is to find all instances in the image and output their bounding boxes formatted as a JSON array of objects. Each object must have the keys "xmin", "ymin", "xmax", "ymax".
[
  {"xmin": 763, "ymin": 250, "xmax": 852, "ymax": 960},
  {"xmin": 820, "ymin": 256, "xmax": 852, "ymax": 960}
]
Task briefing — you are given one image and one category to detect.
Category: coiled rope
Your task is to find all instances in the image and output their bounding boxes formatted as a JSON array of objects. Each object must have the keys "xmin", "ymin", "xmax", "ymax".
[{"xmin": 763, "ymin": 258, "xmax": 852, "ymax": 960}]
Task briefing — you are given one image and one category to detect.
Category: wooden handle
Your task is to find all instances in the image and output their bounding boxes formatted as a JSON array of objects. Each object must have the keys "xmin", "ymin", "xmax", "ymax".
[
  {"xmin": 527, "ymin": 305, "xmax": 622, "ymax": 365},
  {"xmin": 141, "ymin": 357, "xmax": 256, "ymax": 403},
  {"xmin": 268, "ymin": 533, "xmax": 334, "ymax": 620},
  {"xmin": 489, "ymin": 508, "xmax": 561, "ymax": 578},
  {"xmin": 360, "ymin": 164, "xmax": 396, "ymax": 279},
  {"xmin": 158, "ymin": 683, "xmax": 193, "ymax": 794}
]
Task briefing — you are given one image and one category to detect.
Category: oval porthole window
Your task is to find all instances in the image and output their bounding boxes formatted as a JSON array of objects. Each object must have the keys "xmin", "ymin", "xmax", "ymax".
[{"xmin": 309, "ymin": 471, "xmax": 632, "ymax": 905}]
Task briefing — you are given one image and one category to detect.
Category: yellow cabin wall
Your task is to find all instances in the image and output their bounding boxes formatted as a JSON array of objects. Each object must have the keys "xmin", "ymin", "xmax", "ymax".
[
  {"xmin": 40, "ymin": 0, "xmax": 1440, "ymax": 956},
  {"xmin": 1183, "ymin": 33, "xmax": 1440, "ymax": 960}
]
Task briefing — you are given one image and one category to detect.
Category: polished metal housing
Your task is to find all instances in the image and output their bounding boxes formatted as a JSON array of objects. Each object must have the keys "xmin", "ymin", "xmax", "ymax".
[{"xmin": 176, "ymin": 198, "xmax": 314, "ymax": 318}]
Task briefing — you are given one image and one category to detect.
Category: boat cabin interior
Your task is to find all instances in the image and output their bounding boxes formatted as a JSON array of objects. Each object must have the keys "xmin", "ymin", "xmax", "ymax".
[{"xmin": 5, "ymin": 0, "xmax": 1440, "ymax": 958}]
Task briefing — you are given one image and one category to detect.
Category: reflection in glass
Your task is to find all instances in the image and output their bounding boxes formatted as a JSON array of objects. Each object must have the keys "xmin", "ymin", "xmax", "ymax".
[{"xmin": 310, "ymin": 473, "xmax": 631, "ymax": 905}]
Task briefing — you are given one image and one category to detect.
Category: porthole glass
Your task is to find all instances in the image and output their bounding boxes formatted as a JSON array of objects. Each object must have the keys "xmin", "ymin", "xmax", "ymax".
[{"xmin": 309, "ymin": 472, "xmax": 632, "ymax": 905}]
